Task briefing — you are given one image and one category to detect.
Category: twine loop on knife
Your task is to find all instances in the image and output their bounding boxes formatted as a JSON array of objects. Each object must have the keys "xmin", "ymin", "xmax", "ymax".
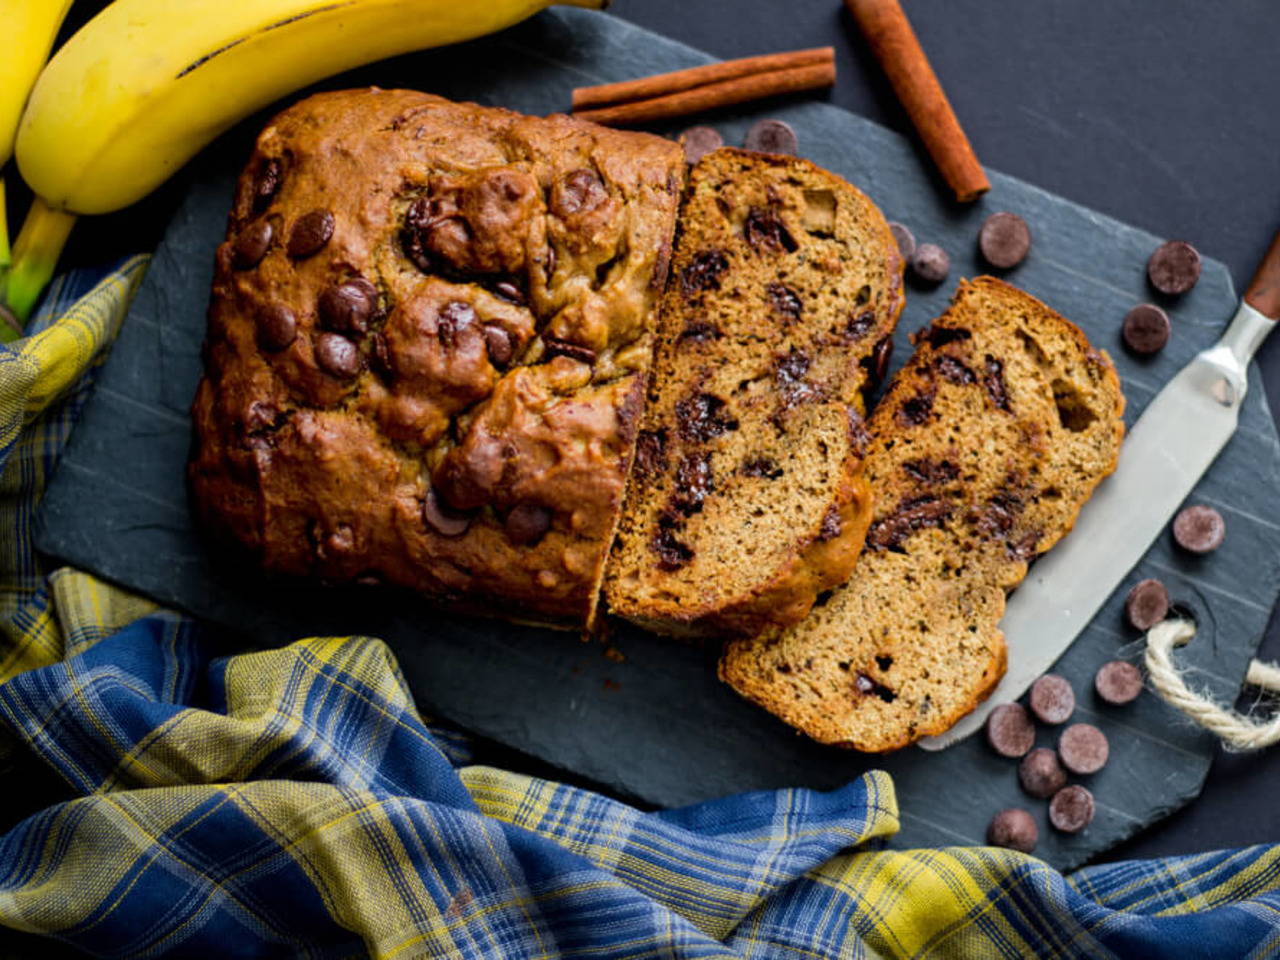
[{"xmin": 1144, "ymin": 619, "xmax": 1280, "ymax": 751}]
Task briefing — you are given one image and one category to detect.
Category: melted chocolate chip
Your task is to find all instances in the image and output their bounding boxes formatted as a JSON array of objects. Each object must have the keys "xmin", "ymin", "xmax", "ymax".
[
  {"xmin": 543, "ymin": 337, "xmax": 597, "ymax": 365},
  {"xmin": 936, "ymin": 354, "xmax": 976, "ymax": 385},
  {"xmin": 767, "ymin": 282, "xmax": 803, "ymax": 321},
  {"xmin": 633, "ymin": 430, "xmax": 667, "ymax": 479},
  {"xmin": 847, "ymin": 410, "xmax": 871, "ymax": 457},
  {"xmin": 483, "ymin": 324, "xmax": 515, "ymax": 367},
  {"xmin": 976, "ymin": 491, "xmax": 1024, "ymax": 538},
  {"xmin": 402, "ymin": 197, "xmax": 439, "ymax": 274},
  {"xmin": 671, "ymin": 452, "xmax": 714, "ymax": 516},
  {"xmin": 841, "ymin": 310, "xmax": 876, "ymax": 343},
  {"xmin": 864, "ymin": 336, "xmax": 893, "ymax": 389},
  {"xmin": 505, "ymin": 503, "xmax": 552, "ymax": 546},
  {"xmin": 1008, "ymin": 531, "xmax": 1042, "ymax": 561},
  {"xmin": 984, "ymin": 355, "xmax": 1011, "ymax": 411},
  {"xmin": 422, "ymin": 487, "xmax": 470, "ymax": 538},
  {"xmin": 555, "ymin": 169, "xmax": 609, "ymax": 217},
  {"xmin": 314, "ymin": 332, "xmax": 362, "ymax": 379},
  {"xmin": 252, "ymin": 157, "xmax": 282, "ymax": 211},
  {"xmin": 680, "ymin": 250, "xmax": 729, "ymax": 298},
  {"xmin": 741, "ymin": 456, "xmax": 783, "ymax": 479},
  {"xmin": 256, "ymin": 304, "xmax": 297, "ymax": 352},
  {"xmin": 866, "ymin": 496, "xmax": 951, "ymax": 552},
  {"xmin": 233, "ymin": 218, "xmax": 274, "ymax": 269},
  {"xmin": 437, "ymin": 301, "xmax": 477, "ymax": 348},
  {"xmin": 676, "ymin": 392, "xmax": 738, "ymax": 444},
  {"xmin": 744, "ymin": 207, "xmax": 798, "ymax": 254},
  {"xmin": 287, "ymin": 209, "xmax": 335, "ymax": 259},
  {"xmin": 678, "ymin": 321, "xmax": 722, "ymax": 343},
  {"xmin": 652, "ymin": 525, "xmax": 694, "ymax": 571},
  {"xmin": 818, "ymin": 505, "xmax": 842, "ymax": 541},
  {"xmin": 918, "ymin": 324, "xmax": 972, "ymax": 347},
  {"xmin": 898, "ymin": 388, "xmax": 935, "ymax": 426},
  {"xmin": 902, "ymin": 458, "xmax": 959, "ymax": 485},
  {"xmin": 318, "ymin": 278, "xmax": 379, "ymax": 335},
  {"xmin": 491, "ymin": 280, "xmax": 526, "ymax": 305}
]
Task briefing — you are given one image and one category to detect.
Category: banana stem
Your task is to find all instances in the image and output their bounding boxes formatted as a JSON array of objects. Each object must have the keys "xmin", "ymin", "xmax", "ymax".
[{"xmin": 5, "ymin": 197, "xmax": 76, "ymax": 324}]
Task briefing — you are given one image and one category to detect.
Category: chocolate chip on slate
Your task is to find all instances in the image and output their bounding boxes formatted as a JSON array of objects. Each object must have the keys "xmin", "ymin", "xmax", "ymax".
[
  {"xmin": 318, "ymin": 278, "xmax": 378, "ymax": 335},
  {"xmin": 987, "ymin": 808, "xmax": 1038, "ymax": 853},
  {"xmin": 910, "ymin": 243, "xmax": 950, "ymax": 284},
  {"xmin": 1049, "ymin": 785, "xmax": 1095, "ymax": 833},
  {"xmin": 233, "ymin": 218, "xmax": 274, "ymax": 269},
  {"xmin": 256, "ymin": 304, "xmax": 297, "ymax": 352},
  {"xmin": 986, "ymin": 702, "xmax": 1036, "ymax": 758},
  {"xmin": 288, "ymin": 209, "xmax": 335, "ymax": 259},
  {"xmin": 1121, "ymin": 303, "xmax": 1171, "ymax": 355},
  {"xmin": 978, "ymin": 212, "xmax": 1032, "ymax": 269},
  {"xmin": 888, "ymin": 222, "xmax": 916, "ymax": 261},
  {"xmin": 1019, "ymin": 747, "xmax": 1068, "ymax": 799},
  {"xmin": 505, "ymin": 503, "xmax": 552, "ymax": 546},
  {"xmin": 679, "ymin": 125, "xmax": 724, "ymax": 164},
  {"xmin": 1125, "ymin": 578, "xmax": 1169, "ymax": 630},
  {"xmin": 314, "ymin": 332, "xmax": 361, "ymax": 379},
  {"xmin": 744, "ymin": 118, "xmax": 798, "ymax": 155},
  {"xmin": 1058, "ymin": 722, "xmax": 1109, "ymax": 775},
  {"xmin": 1173, "ymin": 504, "xmax": 1225, "ymax": 554},
  {"xmin": 484, "ymin": 325, "xmax": 515, "ymax": 367},
  {"xmin": 1147, "ymin": 240, "xmax": 1201, "ymax": 295},
  {"xmin": 422, "ymin": 487, "xmax": 470, "ymax": 538},
  {"xmin": 1095, "ymin": 661, "xmax": 1144, "ymax": 706},
  {"xmin": 1029, "ymin": 674, "xmax": 1075, "ymax": 725}
]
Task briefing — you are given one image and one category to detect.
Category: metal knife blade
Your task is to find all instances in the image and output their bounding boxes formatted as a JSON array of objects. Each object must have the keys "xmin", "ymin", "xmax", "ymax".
[{"xmin": 919, "ymin": 300, "xmax": 1275, "ymax": 751}]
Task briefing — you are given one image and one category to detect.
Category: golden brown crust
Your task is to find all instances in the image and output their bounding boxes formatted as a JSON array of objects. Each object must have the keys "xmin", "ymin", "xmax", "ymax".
[
  {"xmin": 720, "ymin": 277, "xmax": 1125, "ymax": 750},
  {"xmin": 189, "ymin": 89, "xmax": 684, "ymax": 627},
  {"xmin": 603, "ymin": 148, "xmax": 905, "ymax": 637}
]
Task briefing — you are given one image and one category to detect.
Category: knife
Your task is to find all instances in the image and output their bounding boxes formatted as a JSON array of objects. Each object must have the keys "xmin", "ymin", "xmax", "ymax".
[{"xmin": 919, "ymin": 229, "xmax": 1280, "ymax": 751}]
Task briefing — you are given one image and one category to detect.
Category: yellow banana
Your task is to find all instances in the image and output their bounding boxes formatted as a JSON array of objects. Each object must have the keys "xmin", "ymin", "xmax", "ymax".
[{"xmin": 6, "ymin": 0, "xmax": 605, "ymax": 320}]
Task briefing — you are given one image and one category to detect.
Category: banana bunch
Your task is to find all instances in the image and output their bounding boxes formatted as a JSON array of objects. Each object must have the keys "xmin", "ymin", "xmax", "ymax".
[
  {"xmin": 4, "ymin": 0, "xmax": 605, "ymax": 325},
  {"xmin": 0, "ymin": 0, "xmax": 74, "ymax": 336}
]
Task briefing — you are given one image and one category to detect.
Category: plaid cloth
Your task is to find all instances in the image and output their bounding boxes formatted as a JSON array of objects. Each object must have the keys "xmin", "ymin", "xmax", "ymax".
[{"xmin": 0, "ymin": 265, "xmax": 1278, "ymax": 959}]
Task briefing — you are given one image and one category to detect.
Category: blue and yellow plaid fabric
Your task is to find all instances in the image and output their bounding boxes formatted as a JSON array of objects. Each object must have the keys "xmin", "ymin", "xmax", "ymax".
[{"xmin": 1, "ymin": 265, "xmax": 1278, "ymax": 959}]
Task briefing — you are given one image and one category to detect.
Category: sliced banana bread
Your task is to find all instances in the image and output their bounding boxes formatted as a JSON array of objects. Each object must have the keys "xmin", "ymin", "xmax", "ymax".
[
  {"xmin": 603, "ymin": 148, "xmax": 905, "ymax": 636},
  {"xmin": 720, "ymin": 277, "xmax": 1125, "ymax": 750}
]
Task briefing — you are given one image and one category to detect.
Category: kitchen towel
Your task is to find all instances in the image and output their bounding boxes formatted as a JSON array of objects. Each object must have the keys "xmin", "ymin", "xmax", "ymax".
[{"xmin": 0, "ymin": 264, "xmax": 1278, "ymax": 959}]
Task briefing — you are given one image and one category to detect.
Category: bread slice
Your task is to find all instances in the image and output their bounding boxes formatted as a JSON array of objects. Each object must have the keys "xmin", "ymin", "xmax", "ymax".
[
  {"xmin": 720, "ymin": 277, "xmax": 1125, "ymax": 750},
  {"xmin": 603, "ymin": 148, "xmax": 905, "ymax": 636}
]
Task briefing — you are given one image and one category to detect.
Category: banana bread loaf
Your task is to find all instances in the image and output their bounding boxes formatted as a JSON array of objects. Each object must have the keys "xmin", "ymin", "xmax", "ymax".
[
  {"xmin": 189, "ymin": 88, "xmax": 684, "ymax": 627},
  {"xmin": 603, "ymin": 148, "xmax": 905, "ymax": 636},
  {"xmin": 720, "ymin": 277, "xmax": 1125, "ymax": 750}
]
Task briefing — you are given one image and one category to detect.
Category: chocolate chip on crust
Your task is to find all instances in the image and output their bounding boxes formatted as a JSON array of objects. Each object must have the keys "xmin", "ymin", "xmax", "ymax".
[{"xmin": 287, "ymin": 209, "xmax": 335, "ymax": 259}]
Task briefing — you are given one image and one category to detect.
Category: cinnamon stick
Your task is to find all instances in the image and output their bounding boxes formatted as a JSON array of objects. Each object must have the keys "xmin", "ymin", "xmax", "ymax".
[
  {"xmin": 844, "ymin": 0, "xmax": 989, "ymax": 202},
  {"xmin": 572, "ymin": 47, "xmax": 834, "ymax": 112},
  {"xmin": 572, "ymin": 62, "xmax": 836, "ymax": 127}
]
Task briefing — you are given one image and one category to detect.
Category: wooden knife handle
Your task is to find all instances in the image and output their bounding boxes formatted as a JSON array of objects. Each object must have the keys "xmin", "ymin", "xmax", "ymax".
[{"xmin": 1245, "ymin": 228, "xmax": 1280, "ymax": 320}]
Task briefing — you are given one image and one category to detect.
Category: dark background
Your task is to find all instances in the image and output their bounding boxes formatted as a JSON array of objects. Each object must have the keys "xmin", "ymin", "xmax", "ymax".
[{"xmin": 8, "ymin": 0, "xmax": 1279, "ymax": 872}]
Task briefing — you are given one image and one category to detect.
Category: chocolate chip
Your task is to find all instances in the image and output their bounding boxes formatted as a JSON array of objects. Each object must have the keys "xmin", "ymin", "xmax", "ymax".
[
  {"xmin": 492, "ymin": 280, "xmax": 526, "ymax": 306},
  {"xmin": 676, "ymin": 392, "xmax": 738, "ymax": 444},
  {"xmin": 1019, "ymin": 748, "xmax": 1067, "ymax": 799},
  {"xmin": 1125, "ymin": 578, "xmax": 1169, "ymax": 630},
  {"xmin": 741, "ymin": 456, "xmax": 782, "ymax": 479},
  {"xmin": 314, "ymin": 332, "xmax": 361, "ymax": 379},
  {"xmin": 936, "ymin": 355, "xmax": 976, "ymax": 385},
  {"xmin": 902, "ymin": 458, "xmax": 960, "ymax": 485},
  {"xmin": 744, "ymin": 208, "xmax": 798, "ymax": 254},
  {"xmin": 918, "ymin": 324, "xmax": 972, "ymax": 348},
  {"xmin": 818, "ymin": 505, "xmax": 842, "ymax": 541},
  {"xmin": 422, "ymin": 487, "xmax": 470, "ymax": 538},
  {"xmin": 505, "ymin": 503, "xmax": 552, "ymax": 546},
  {"xmin": 847, "ymin": 410, "xmax": 871, "ymax": 457},
  {"xmin": 437, "ymin": 301, "xmax": 477, "ymax": 348},
  {"xmin": 679, "ymin": 125, "xmax": 723, "ymax": 164},
  {"xmin": 252, "ymin": 157, "xmax": 282, "ymax": 211},
  {"xmin": 678, "ymin": 321, "xmax": 722, "ymax": 344},
  {"xmin": 987, "ymin": 808, "xmax": 1038, "ymax": 853},
  {"xmin": 483, "ymin": 325, "xmax": 515, "ymax": 367},
  {"xmin": 1173, "ymin": 504, "xmax": 1225, "ymax": 554},
  {"xmin": 865, "ymin": 496, "xmax": 951, "ymax": 552},
  {"xmin": 652, "ymin": 524, "xmax": 694, "ymax": 570},
  {"xmin": 401, "ymin": 197, "xmax": 435, "ymax": 273},
  {"xmin": 232, "ymin": 218, "xmax": 274, "ymax": 269},
  {"xmin": 1049, "ymin": 786, "xmax": 1095, "ymax": 833},
  {"xmin": 318, "ymin": 278, "xmax": 379, "ymax": 335},
  {"xmin": 1121, "ymin": 304, "xmax": 1171, "ymax": 355},
  {"xmin": 867, "ymin": 335, "xmax": 893, "ymax": 386},
  {"xmin": 681, "ymin": 250, "xmax": 729, "ymax": 298},
  {"xmin": 288, "ymin": 209, "xmax": 334, "ymax": 259},
  {"xmin": 543, "ymin": 336, "xmax": 596, "ymax": 365},
  {"xmin": 633, "ymin": 430, "xmax": 667, "ymax": 479},
  {"xmin": 910, "ymin": 243, "xmax": 950, "ymax": 284},
  {"xmin": 1148, "ymin": 240, "xmax": 1201, "ymax": 295},
  {"xmin": 1095, "ymin": 660, "xmax": 1144, "ymax": 706},
  {"xmin": 671, "ymin": 452, "xmax": 714, "ymax": 516},
  {"xmin": 767, "ymin": 282, "xmax": 803, "ymax": 321},
  {"xmin": 842, "ymin": 311, "xmax": 876, "ymax": 343},
  {"xmin": 1029, "ymin": 674, "xmax": 1075, "ymax": 725},
  {"xmin": 888, "ymin": 222, "xmax": 916, "ymax": 260},
  {"xmin": 255, "ymin": 304, "xmax": 297, "ymax": 352},
  {"xmin": 983, "ymin": 355, "xmax": 1011, "ymax": 411},
  {"xmin": 544, "ymin": 245, "xmax": 557, "ymax": 284},
  {"xmin": 1058, "ymin": 722, "xmax": 1109, "ymax": 775},
  {"xmin": 985, "ymin": 702, "xmax": 1035, "ymax": 758},
  {"xmin": 744, "ymin": 118, "xmax": 798, "ymax": 155},
  {"xmin": 555, "ymin": 169, "xmax": 609, "ymax": 218},
  {"xmin": 978, "ymin": 212, "xmax": 1032, "ymax": 269}
]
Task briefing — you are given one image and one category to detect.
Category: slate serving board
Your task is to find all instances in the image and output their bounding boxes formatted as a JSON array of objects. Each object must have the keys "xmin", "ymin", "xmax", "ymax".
[{"xmin": 34, "ymin": 9, "xmax": 1280, "ymax": 870}]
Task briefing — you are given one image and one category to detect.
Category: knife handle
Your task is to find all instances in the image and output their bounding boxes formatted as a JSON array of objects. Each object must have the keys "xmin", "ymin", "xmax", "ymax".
[{"xmin": 1244, "ymin": 228, "xmax": 1280, "ymax": 320}]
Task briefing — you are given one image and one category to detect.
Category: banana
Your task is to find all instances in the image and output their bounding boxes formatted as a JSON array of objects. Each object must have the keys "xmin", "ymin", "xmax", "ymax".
[{"xmin": 6, "ymin": 0, "xmax": 605, "ymax": 320}]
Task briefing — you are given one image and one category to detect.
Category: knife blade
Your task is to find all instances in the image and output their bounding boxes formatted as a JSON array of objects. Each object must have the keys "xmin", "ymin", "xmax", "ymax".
[{"xmin": 919, "ymin": 231, "xmax": 1280, "ymax": 751}]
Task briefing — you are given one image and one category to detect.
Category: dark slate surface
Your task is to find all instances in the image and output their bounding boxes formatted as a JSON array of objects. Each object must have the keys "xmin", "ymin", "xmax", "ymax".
[{"xmin": 33, "ymin": 9, "xmax": 1280, "ymax": 871}]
